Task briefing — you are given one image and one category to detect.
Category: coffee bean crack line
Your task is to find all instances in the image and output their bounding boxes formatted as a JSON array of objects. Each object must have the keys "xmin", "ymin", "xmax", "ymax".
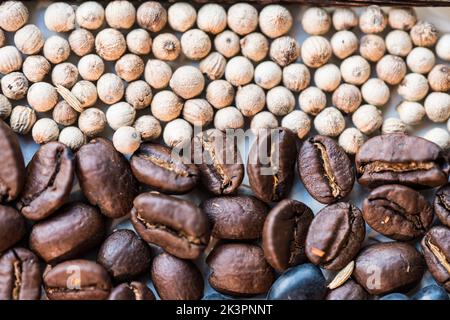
[
  {"xmin": 314, "ymin": 142, "xmax": 341, "ymax": 198},
  {"xmin": 426, "ymin": 237, "xmax": 450, "ymax": 274},
  {"xmin": 437, "ymin": 194, "xmax": 450, "ymax": 211},
  {"xmin": 270, "ymin": 142, "xmax": 280, "ymax": 199},
  {"xmin": 12, "ymin": 259, "xmax": 22, "ymax": 300},
  {"xmin": 202, "ymin": 139, "xmax": 232, "ymax": 190},
  {"xmin": 358, "ymin": 161, "xmax": 435, "ymax": 174},
  {"xmin": 139, "ymin": 153, "xmax": 191, "ymax": 177},
  {"xmin": 288, "ymin": 216, "xmax": 303, "ymax": 265}
]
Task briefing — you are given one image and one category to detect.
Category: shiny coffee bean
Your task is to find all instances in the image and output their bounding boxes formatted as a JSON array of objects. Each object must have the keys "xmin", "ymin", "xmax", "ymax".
[
  {"xmin": 356, "ymin": 133, "xmax": 449, "ymax": 189},
  {"xmin": 248, "ymin": 128, "xmax": 297, "ymax": 203},
  {"xmin": 306, "ymin": 202, "xmax": 365, "ymax": 271},
  {"xmin": 192, "ymin": 129, "xmax": 244, "ymax": 195},
  {"xmin": 434, "ymin": 184, "xmax": 450, "ymax": 228},
  {"xmin": 363, "ymin": 184, "xmax": 433, "ymax": 241},
  {"xmin": 380, "ymin": 293, "xmax": 410, "ymax": 300},
  {"xmin": 267, "ymin": 263, "xmax": 327, "ymax": 300},
  {"xmin": 131, "ymin": 143, "xmax": 199, "ymax": 194},
  {"xmin": 151, "ymin": 252, "xmax": 204, "ymax": 300},
  {"xmin": 0, "ymin": 205, "xmax": 26, "ymax": 252},
  {"xmin": 298, "ymin": 135, "xmax": 354, "ymax": 204},
  {"xmin": 16, "ymin": 142, "xmax": 74, "ymax": 221},
  {"xmin": 30, "ymin": 202, "xmax": 105, "ymax": 264},
  {"xmin": 207, "ymin": 243, "xmax": 275, "ymax": 297},
  {"xmin": 76, "ymin": 138, "xmax": 138, "ymax": 218},
  {"xmin": 262, "ymin": 199, "xmax": 314, "ymax": 272},
  {"xmin": 201, "ymin": 195, "xmax": 268, "ymax": 240},
  {"xmin": 412, "ymin": 285, "xmax": 449, "ymax": 300},
  {"xmin": 131, "ymin": 192, "xmax": 210, "ymax": 260},
  {"xmin": 326, "ymin": 279, "xmax": 368, "ymax": 300},
  {"xmin": 354, "ymin": 242, "xmax": 425, "ymax": 295},
  {"xmin": 421, "ymin": 226, "xmax": 450, "ymax": 292},
  {"xmin": 108, "ymin": 282, "xmax": 155, "ymax": 300},
  {"xmin": 97, "ymin": 229, "xmax": 152, "ymax": 281},
  {"xmin": 0, "ymin": 248, "xmax": 41, "ymax": 300},
  {"xmin": 44, "ymin": 259, "xmax": 112, "ymax": 300},
  {"xmin": 0, "ymin": 119, "xmax": 25, "ymax": 203}
]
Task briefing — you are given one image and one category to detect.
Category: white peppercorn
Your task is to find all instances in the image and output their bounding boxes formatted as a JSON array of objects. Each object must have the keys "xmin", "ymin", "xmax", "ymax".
[
  {"xmin": 144, "ymin": 59, "xmax": 172, "ymax": 90},
  {"xmin": 14, "ymin": 24, "xmax": 44, "ymax": 55},
  {"xmin": 236, "ymin": 84, "xmax": 265, "ymax": 117},
  {"xmin": 181, "ymin": 29, "xmax": 211, "ymax": 61},
  {"xmin": 22, "ymin": 55, "xmax": 50, "ymax": 83},
  {"xmin": 214, "ymin": 107, "xmax": 244, "ymax": 131},
  {"xmin": 424, "ymin": 128, "xmax": 450, "ymax": 150},
  {"xmin": 197, "ymin": 3, "xmax": 227, "ymax": 35},
  {"xmin": 314, "ymin": 63, "xmax": 341, "ymax": 92},
  {"xmin": 214, "ymin": 31, "xmax": 240, "ymax": 58},
  {"xmin": 251, "ymin": 111, "xmax": 279, "ymax": 134},
  {"xmin": 105, "ymin": 0, "xmax": 136, "ymax": 29},
  {"xmin": 168, "ymin": 2, "xmax": 196, "ymax": 32},
  {"xmin": 385, "ymin": 30, "xmax": 413, "ymax": 57},
  {"xmin": 382, "ymin": 117, "xmax": 408, "ymax": 135},
  {"xmin": 97, "ymin": 73, "xmax": 124, "ymax": 105},
  {"xmin": 410, "ymin": 21, "xmax": 438, "ymax": 47},
  {"xmin": 52, "ymin": 63, "xmax": 79, "ymax": 89},
  {"xmin": 0, "ymin": 94, "xmax": 12, "ymax": 119},
  {"xmin": 254, "ymin": 61, "xmax": 282, "ymax": 90},
  {"xmin": 76, "ymin": 1, "xmax": 105, "ymax": 30},
  {"xmin": 1, "ymin": 72, "xmax": 28, "ymax": 100},
  {"xmin": 206, "ymin": 80, "xmax": 235, "ymax": 109},
  {"xmin": 331, "ymin": 30, "xmax": 358, "ymax": 60},
  {"xmin": 225, "ymin": 56, "xmax": 254, "ymax": 86},
  {"xmin": 59, "ymin": 126, "xmax": 86, "ymax": 150},
  {"xmin": 115, "ymin": 54, "xmax": 144, "ymax": 82},
  {"xmin": 396, "ymin": 101, "xmax": 425, "ymax": 125},
  {"xmin": 72, "ymin": 80, "xmax": 98, "ymax": 109},
  {"xmin": 299, "ymin": 86, "xmax": 327, "ymax": 116},
  {"xmin": 359, "ymin": 5, "xmax": 387, "ymax": 34},
  {"xmin": 106, "ymin": 102, "xmax": 136, "ymax": 130},
  {"xmin": 332, "ymin": 8, "xmax": 358, "ymax": 31},
  {"xmin": 137, "ymin": 1, "xmax": 167, "ymax": 32},
  {"xmin": 270, "ymin": 36, "xmax": 301, "ymax": 67},
  {"xmin": 436, "ymin": 34, "xmax": 450, "ymax": 61},
  {"xmin": 267, "ymin": 86, "xmax": 295, "ymax": 116},
  {"xmin": 78, "ymin": 54, "xmax": 104, "ymax": 81},
  {"xmin": 44, "ymin": 36, "xmax": 71, "ymax": 64},
  {"xmin": 152, "ymin": 33, "xmax": 181, "ymax": 61},
  {"xmin": 240, "ymin": 32, "xmax": 269, "ymax": 62},
  {"xmin": 301, "ymin": 36, "xmax": 332, "ymax": 68},
  {"xmin": 183, "ymin": 99, "xmax": 214, "ymax": 126},
  {"xmin": 69, "ymin": 28, "xmax": 95, "ymax": 57},
  {"xmin": 332, "ymin": 83, "xmax": 362, "ymax": 114},
  {"xmin": 338, "ymin": 127, "xmax": 366, "ymax": 155},
  {"xmin": 314, "ymin": 107, "xmax": 345, "ymax": 137},
  {"xmin": 361, "ymin": 78, "xmax": 390, "ymax": 107},
  {"xmin": 126, "ymin": 29, "xmax": 152, "ymax": 56},
  {"xmin": 32, "ymin": 118, "xmax": 59, "ymax": 144},
  {"xmin": 424, "ymin": 92, "xmax": 450, "ymax": 123},
  {"xmin": 281, "ymin": 110, "xmax": 311, "ymax": 139},
  {"xmin": 134, "ymin": 115, "xmax": 161, "ymax": 141},
  {"xmin": 0, "ymin": 1, "xmax": 29, "ymax": 32},
  {"xmin": 95, "ymin": 28, "xmax": 126, "ymax": 62},
  {"xmin": 78, "ymin": 107, "xmax": 106, "ymax": 137},
  {"xmin": 45, "ymin": 2, "xmax": 75, "ymax": 32},
  {"xmin": 227, "ymin": 3, "xmax": 258, "ymax": 36},
  {"xmin": 163, "ymin": 119, "xmax": 192, "ymax": 148},
  {"xmin": 200, "ymin": 52, "xmax": 226, "ymax": 80},
  {"xmin": 170, "ymin": 66, "xmax": 205, "ymax": 99},
  {"xmin": 376, "ymin": 55, "xmax": 407, "ymax": 85},
  {"xmin": 388, "ymin": 7, "xmax": 417, "ymax": 30},
  {"xmin": 352, "ymin": 104, "xmax": 383, "ymax": 135},
  {"xmin": 340, "ymin": 55, "xmax": 371, "ymax": 85},
  {"xmin": 151, "ymin": 90, "xmax": 183, "ymax": 122},
  {"xmin": 398, "ymin": 73, "xmax": 429, "ymax": 102},
  {"xmin": 428, "ymin": 64, "xmax": 450, "ymax": 92},
  {"xmin": 125, "ymin": 80, "xmax": 152, "ymax": 110},
  {"xmin": 359, "ymin": 34, "xmax": 386, "ymax": 62},
  {"xmin": 406, "ymin": 47, "xmax": 436, "ymax": 74},
  {"xmin": 0, "ymin": 46, "xmax": 23, "ymax": 75},
  {"xmin": 113, "ymin": 126, "xmax": 141, "ymax": 155},
  {"xmin": 259, "ymin": 5, "xmax": 292, "ymax": 39},
  {"xmin": 302, "ymin": 7, "xmax": 331, "ymax": 36},
  {"xmin": 53, "ymin": 101, "xmax": 78, "ymax": 126},
  {"xmin": 10, "ymin": 105, "xmax": 36, "ymax": 134},
  {"xmin": 283, "ymin": 63, "xmax": 310, "ymax": 92}
]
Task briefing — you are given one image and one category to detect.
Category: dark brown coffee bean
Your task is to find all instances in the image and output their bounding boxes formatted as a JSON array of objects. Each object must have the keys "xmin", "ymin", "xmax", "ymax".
[
  {"xmin": 98, "ymin": 229, "xmax": 151, "ymax": 281},
  {"xmin": 76, "ymin": 138, "xmax": 138, "ymax": 218},
  {"xmin": 326, "ymin": 279, "xmax": 368, "ymax": 300},
  {"xmin": 151, "ymin": 252, "xmax": 204, "ymax": 300},
  {"xmin": 17, "ymin": 142, "xmax": 74, "ymax": 221},
  {"xmin": 363, "ymin": 184, "xmax": 433, "ymax": 241},
  {"xmin": 262, "ymin": 199, "xmax": 314, "ymax": 272},
  {"xmin": 434, "ymin": 184, "xmax": 450, "ymax": 228},
  {"xmin": 306, "ymin": 202, "xmax": 365, "ymax": 271},
  {"xmin": 44, "ymin": 259, "xmax": 112, "ymax": 300},
  {"xmin": 0, "ymin": 119, "xmax": 25, "ymax": 203},
  {"xmin": 207, "ymin": 243, "xmax": 275, "ymax": 296},
  {"xmin": 192, "ymin": 129, "xmax": 244, "ymax": 195},
  {"xmin": 356, "ymin": 133, "xmax": 449, "ymax": 189},
  {"xmin": 131, "ymin": 143, "xmax": 199, "ymax": 194},
  {"xmin": 0, "ymin": 248, "xmax": 41, "ymax": 300},
  {"xmin": 298, "ymin": 135, "xmax": 354, "ymax": 204},
  {"xmin": 201, "ymin": 196, "xmax": 268, "ymax": 240},
  {"xmin": 421, "ymin": 226, "xmax": 450, "ymax": 292},
  {"xmin": 0, "ymin": 205, "xmax": 26, "ymax": 252},
  {"xmin": 108, "ymin": 282, "xmax": 155, "ymax": 300},
  {"xmin": 247, "ymin": 128, "xmax": 297, "ymax": 203},
  {"xmin": 29, "ymin": 202, "xmax": 105, "ymax": 264},
  {"xmin": 354, "ymin": 242, "xmax": 425, "ymax": 295},
  {"xmin": 131, "ymin": 192, "xmax": 210, "ymax": 260}
]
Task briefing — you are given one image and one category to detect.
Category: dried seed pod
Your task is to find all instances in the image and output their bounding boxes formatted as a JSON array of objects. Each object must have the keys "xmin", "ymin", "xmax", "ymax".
[
  {"xmin": 27, "ymin": 82, "xmax": 58, "ymax": 112},
  {"xmin": 281, "ymin": 110, "xmax": 311, "ymax": 139},
  {"xmin": 22, "ymin": 55, "xmax": 50, "ymax": 83},
  {"xmin": 251, "ymin": 111, "xmax": 279, "ymax": 133},
  {"xmin": 388, "ymin": 7, "xmax": 417, "ymax": 30},
  {"xmin": 170, "ymin": 66, "xmax": 205, "ymax": 99},
  {"xmin": 58, "ymin": 126, "xmax": 86, "ymax": 150},
  {"xmin": 56, "ymin": 84, "xmax": 83, "ymax": 113},
  {"xmin": 113, "ymin": 126, "xmax": 141, "ymax": 155},
  {"xmin": 301, "ymin": 36, "xmax": 332, "ymax": 68},
  {"xmin": 0, "ymin": 1, "xmax": 29, "ymax": 32},
  {"xmin": 153, "ymin": 33, "xmax": 181, "ymax": 61},
  {"xmin": 181, "ymin": 29, "xmax": 211, "ymax": 61},
  {"xmin": 428, "ymin": 64, "xmax": 450, "ymax": 92},
  {"xmin": 43, "ymin": 36, "xmax": 71, "ymax": 64},
  {"xmin": 424, "ymin": 92, "xmax": 450, "ymax": 123},
  {"xmin": 332, "ymin": 84, "xmax": 362, "ymax": 114},
  {"xmin": 206, "ymin": 80, "xmax": 234, "ymax": 109},
  {"xmin": 396, "ymin": 101, "xmax": 425, "ymax": 125},
  {"xmin": 410, "ymin": 21, "xmax": 438, "ymax": 47},
  {"xmin": 359, "ymin": 34, "xmax": 386, "ymax": 62},
  {"xmin": 78, "ymin": 107, "xmax": 106, "ymax": 137},
  {"xmin": 407, "ymin": 47, "xmax": 436, "ymax": 74},
  {"xmin": 151, "ymin": 90, "xmax": 183, "ymax": 122},
  {"xmin": 78, "ymin": 54, "xmax": 104, "ymax": 81},
  {"xmin": 105, "ymin": 0, "xmax": 136, "ymax": 29},
  {"xmin": 1, "ymin": 72, "xmax": 28, "ymax": 100},
  {"xmin": 14, "ymin": 24, "xmax": 44, "ymax": 55},
  {"xmin": 52, "ymin": 100, "xmax": 78, "ymax": 126},
  {"xmin": 338, "ymin": 127, "xmax": 366, "ymax": 155},
  {"xmin": 282, "ymin": 63, "xmax": 310, "ymax": 92},
  {"xmin": 227, "ymin": 3, "xmax": 258, "ymax": 36},
  {"xmin": 361, "ymin": 78, "xmax": 390, "ymax": 107},
  {"xmin": 381, "ymin": 117, "xmax": 408, "ymax": 135},
  {"xmin": 0, "ymin": 46, "xmax": 23, "ymax": 75},
  {"xmin": 0, "ymin": 94, "xmax": 12, "ymax": 119},
  {"xmin": 10, "ymin": 105, "xmax": 36, "ymax": 134},
  {"xmin": 214, "ymin": 107, "xmax": 244, "ymax": 131},
  {"xmin": 144, "ymin": 59, "xmax": 172, "ymax": 89},
  {"xmin": 95, "ymin": 28, "xmax": 126, "ymax": 62},
  {"xmin": 125, "ymin": 80, "xmax": 152, "ymax": 110},
  {"xmin": 106, "ymin": 102, "xmax": 136, "ymax": 130},
  {"xmin": 332, "ymin": 8, "xmax": 358, "ymax": 31},
  {"xmin": 236, "ymin": 84, "xmax": 265, "ymax": 117},
  {"xmin": 32, "ymin": 118, "xmax": 60, "ymax": 144},
  {"xmin": 254, "ymin": 61, "xmax": 282, "ymax": 90},
  {"xmin": 126, "ymin": 29, "xmax": 152, "ymax": 56},
  {"xmin": 270, "ymin": 36, "xmax": 300, "ymax": 67},
  {"xmin": 314, "ymin": 107, "xmax": 346, "ymax": 137},
  {"xmin": 340, "ymin": 55, "xmax": 371, "ymax": 85},
  {"xmin": 76, "ymin": 1, "xmax": 105, "ymax": 30},
  {"xmin": 200, "ymin": 52, "xmax": 226, "ymax": 80},
  {"xmin": 331, "ymin": 30, "xmax": 358, "ymax": 59},
  {"xmin": 115, "ymin": 54, "xmax": 144, "ymax": 82},
  {"xmin": 240, "ymin": 32, "xmax": 269, "ymax": 62},
  {"xmin": 69, "ymin": 28, "xmax": 95, "ymax": 57},
  {"xmin": 352, "ymin": 104, "xmax": 383, "ymax": 135},
  {"xmin": 163, "ymin": 118, "xmax": 193, "ymax": 148},
  {"xmin": 424, "ymin": 128, "xmax": 450, "ymax": 150},
  {"xmin": 359, "ymin": 5, "xmax": 387, "ymax": 34},
  {"xmin": 197, "ymin": 3, "xmax": 227, "ymax": 35},
  {"xmin": 314, "ymin": 64, "xmax": 341, "ymax": 92},
  {"xmin": 302, "ymin": 7, "xmax": 331, "ymax": 36},
  {"xmin": 376, "ymin": 55, "xmax": 407, "ymax": 85},
  {"xmin": 71, "ymin": 80, "xmax": 98, "ymax": 109},
  {"xmin": 52, "ymin": 63, "xmax": 79, "ymax": 89},
  {"xmin": 134, "ymin": 115, "xmax": 161, "ymax": 141},
  {"xmin": 183, "ymin": 99, "xmax": 214, "ymax": 126},
  {"xmin": 266, "ymin": 86, "xmax": 295, "ymax": 116},
  {"xmin": 214, "ymin": 31, "xmax": 240, "ymax": 58},
  {"xmin": 168, "ymin": 2, "xmax": 196, "ymax": 32},
  {"xmin": 398, "ymin": 73, "xmax": 429, "ymax": 102},
  {"xmin": 97, "ymin": 73, "xmax": 124, "ymax": 105},
  {"xmin": 259, "ymin": 5, "xmax": 292, "ymax": 38},
  {"xmin": 45, "ymin": 2, "xmax": 75, "ymax": 32},
  {"xmin": 299, "ymin": 86, "xmax": 326, "ymax": 116},
  {"xmin": 436, "ymin": 34, "xmax": 450, "ymax": 61},
  {"xmin": 137, "ymin": 1, "xmax": 167, "ymax": 32},
  {"xmin": 385, "ymin": 30, "xmax": 413, "ymax": 57}
]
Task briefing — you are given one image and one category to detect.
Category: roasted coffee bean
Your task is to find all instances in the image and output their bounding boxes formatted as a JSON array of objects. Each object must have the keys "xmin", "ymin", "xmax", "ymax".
[
  {"xmin": 0, "ymin": 248, "xmax": 41, "ymax": 300},
  {"xmin": 421, "ymin": 226, "xmax": 450, "ymax": 292},
  {"xmin": 201, "ymin": 195, "xmax": 268, "ymax": 240},
  {"xmin": 98, "ymin": 229, "xmax": 152, "ymax": 281},
  {"xmin": 29, "ymin": 202, "xmax": 105, "ymax": 264},
  {"xmin": 412, "ymin": 285, "xmax": 449, "ymax": 300},
  {"xmin": 354, "ymin": 242, "xmax": 425, "ymax": 295},
  {"xmin": 363, "ymin": 184, "xmax": 433, "ymax": 241},
  {"xmin": 305, "ymin": 202, "xmax": 365, "ymax": 271},
  {"xmin": 192, "ymin": 129, "xmax": 244, "ymax": 195},
  {"xmin": 434, "ymin": 184, "xmax": 450, "ymax": 228},
  {"xmin": 131, "ymin": 143, "xmax": 199, "ymax": 194},
  {"xmin": 17, "ymin": 142, "xmax": 74, "ymax": 221},
  {"xmin": 76, "ymin": 138, "xmax": 138, "ymax": 219},
  {"xmin": 0, "ymin": 205, "xmax": 26, "ymax": 252},
  {"xmin": 151, "ymin": 252, "xmax": 204, "ymax": 300},
  {"xmin": 326, "ymin": 279, "xmax": 368, "ymax": 300},
  {"xmin": 0, "ymin": 119, "xmax": 25, "ymax": 203},
  {"xmin": 248, "ymin": 128, "xmax": 297, "ymax": 203},
  {"xmin": 356, "ymin": 133, "xmax": 449, "ymax": 189},
  {"xmin": 380, "ymin": 293, "xmax": 410, "ymax": 300},
  {"xmin": 108, "ymin": 282, "xmax": 155, "ymax": 300},
  {"xmin": 207, "ymin": 243, "xmax": 275, "ymax": 296},
  {"xmin": 44, "ymin": 259, "xmax": 112, "ymax": 300},
  {"xmin": 298, "ymin": 135, "xmax": 354, "ymax": 204},
  {"xmin": 131, "ymin": 192, "xmax": 210, "ymax": 260},
  {"xmin": 267, "ymin": 263, "xmax": 327, "ymax": 300},
  {"xmin": 262, "ymin": 199, "xmax": 314, "ymax": 272}
]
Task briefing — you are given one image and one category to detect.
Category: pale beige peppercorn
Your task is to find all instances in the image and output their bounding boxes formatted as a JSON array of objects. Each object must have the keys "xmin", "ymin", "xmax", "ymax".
[
  {"xmin": 53, "ymin": 101, "xmax": 78, "ymax": 126},
  {"xmin": 236, "ymin": 84, "xmax": 265, "ymax": 117},
  {"xmin": 359, "ymin": 5, "xmax": 387, "ymax": 34},
  {"xmin": 125, "ymin": 80, "xmax": 152, "ymax": 110},
  {"xmin": 436, "ymin": 34, "xmax": 450, "ymax": 61},
  {"xmin": 281, "ymin": 110, "xmax": 311, "ymax": 139},
  {"xmin": 163, "ymin": 119, "xmax": 192, "ymax": 148},
  {"xmin": 381, "ymin": 117, "xmax": 408, "ymax": 135},
  {"xmin": 332, "ymin": 84, "xmax": 362, "ymax": 114},
  {"xmin": 106, "ymin": 102, "xmax": 136, "ymax": 130},
  {"xmin": 331, "ymin": 31, "xmax": 358, "ymax": 60},
  {"xmin": 410, "ymin": 21, "xmax": 438, "ymax": 47},
  {"xmin": 424, "ymin": 92, "xmax": 450, "ymax": 123},
  {"xmin": 78, "ymin": 107, "xmax": 106, "ymax": 137},
  {"xmin": 406, "ymin": 47, "xmax": 436, "ymax": 74},
  {"xmin": 340, "ymin": 55, "xmax": 371, "ymax": 85},
  {"xmin": 206, "ymin": 80, "xmax": 235, "ymax": 109},
  {"xmin": 376, "ymin": 55, "xmax": 407, "ymax": 85},
  {"xmin": 267, "ymin": 86, "xmax": 295, "ymax": 116},
  {"xmin": 428, "ymin": 64, "xmax": 450, "ymax": 92},
  {"xmin": 388, "ymin": 7, "xmax": 417, "ymax": 30},
  {"xmin": 151, "ymin": 90, "xmax": 183, "ymax": 122},
  {"xmin": 153, "ymin": 33, "xmax": 181, "ymax": 61},
  {"xmin": 170, "ymin": 66, "xmax": 205, "ymax": 99},
  {"xmin": 168, "ymin": 2, "xmax": 196, "ymax": 32},
  {"xmin": 254, "ymin": 61, "xmax": 282, "ymax": 90},
  {"xmin": 183, "ymin": 99, "xmax": 214, "ymax": 126},
  {"xmin": 0, "ymin": 1, "xmax": 29, "ymax": 32},
  {"xmin": 259, "ymin": 5, "xmax": 292, "ymax": 39},
  {"xmin": 10, "ymin": 105, "xmax": 36, "ymax": 134},
  {"xmin": 352, "ymin": 104, "xmax": 383, "ymax": 135},
  {"xmin": 126, "ymin": 29, "xmax": 152, "ymax": 56},
  {"xmin": 214, "ymin": 31, "xmax": 240, "ymax": 58},
  {"xmin": 105, "ymin": 0, "xmax": 136, "ymax": 29},
  {"xmin": 113, "ymin": 126, "xmax": 141, "ymax": 155},
  {"xmin": 228, "ymin": 3, "xmax": 258, "ymax": 36},
  {"xmin": 301, "ymin": 36, "xmax": 332, "ymax": 68},
  {"xmin": 359, "ymin": 34, "xmax": 386, "ymax": 62},
  {"xmin": 134, "ymin": 115, "xmax": 161, "ymax": 141},
  {"xmin": 181, "ymin": 29, "xmax": 211, "ymax": 61},
  {"xmin": 251, "ymin": 111, "xmax": 279, "ymax": 134},
  {"xmin": 424, "ymin": 128, "xmax": 450, "ymax": 150},
  {"xmin": 299, "ymin": 86, "xmax": 326, "ymax": 116},
  {"xmin": 22, "ymin": 55, "xmax": 50, "ymax": 83},
  {"xmin": 69, "ymin": 29, "xmax": 95, "ymax": 57},
  {"xmin": 144, "ymin": 59, "xmax": 172, "ymax": 89},
  {"xmin": 361, "ymin": 78, "xmax": 390, "ymax": 107},
  {"xmin": 0, "ymin": 46, "xmax": 23, "ymax": 75},
  {"xmin": 314, "ymin": 107, "xmax": 345, "ymax": 137},
  {"xmin": 214, "ymin": 107, "xmax": 244, "ymax": 131},
  {"xmin": 396, "ymin": 101, "xmax": 425, "ymax": 125},
  {"xmin": 32, "ymin": 118, "xmax": 60, "ymax": 145},
  {"xmin": 301, "ymin": 7, "xmax": 331, "ymax": 36},
  {"xmin": 1, "ymin": 72, "xmax": 28, "ymax": 100},
  {"xmin": 398, "ymin": 73, "xmax": 429, "ymax": 102},
  {"xmin": 44, "ymin": 36, "xmax": 71, "ymax": 64},
  {"xmin": 59, "ymin": 126, "xmax": 86, "ymax": 150},
  {"xmin": 314, "ymin": 64, "xmax": 341, "ymax": 92},
  {"xmin": 332, "ymin": 8, "xmax": 358, "ymax": 31},
  {"xmin": 197, "ymin": 3, "xmax": 227, "ymax": 35},
  {"xmin": 45, "ymin": 2, "xmax": 76, "ymax": 32},
  {"xmin": 338, "ymin": 128, "xmax": 366, "ymax": 155},
  {"xmin": 97, "ymin": 73, "xmax": 124, "ymax": 105},
  {"xmin": 52, "ymin": 63, "xmax": 79, "ymax": 89},
  {"xmin": 200, "ymin": 52, "xmax": 226, "ymax": 80},
  {"xmin": 240, "ymin": 32, "xmax": 269, "ymax": 62},
  {"xmin": 76, "ymin": 1, "xmax": 105, "ymax": 30},
  {"xmin": 95, "ymin": 28, "xmax": 126, "ymax": 62},
  {"xmin": 78, "ymin": 54, "xmax": 104, "ymax": 81},
  {"xmin": 72, "ymin": 80, "xmax": 98, "ymax": 109},
  {"xmin": 0, "ymin": 94, "xmax": 12, "ymax": 119},
  {"xmin": 115, "ymin": 54, "xmax": 144, "ymax": 82},
  {"xmin": 385, "ymin": 30, "xmax": 413, "ymax": 57},
  {"xmin": 282, "ymin": 63, "xmax": 310, "ymax": 92},
  {"xmin": 270, "ymin": 36, "xmax": 300, "ymax": 67},
  {"xmin": 14, "ymin": 24, "xmax": 44, "ymax": 55},
  {"xmin": 137, "ymin": 1, "xmax": 167, "ymax": 32}
]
